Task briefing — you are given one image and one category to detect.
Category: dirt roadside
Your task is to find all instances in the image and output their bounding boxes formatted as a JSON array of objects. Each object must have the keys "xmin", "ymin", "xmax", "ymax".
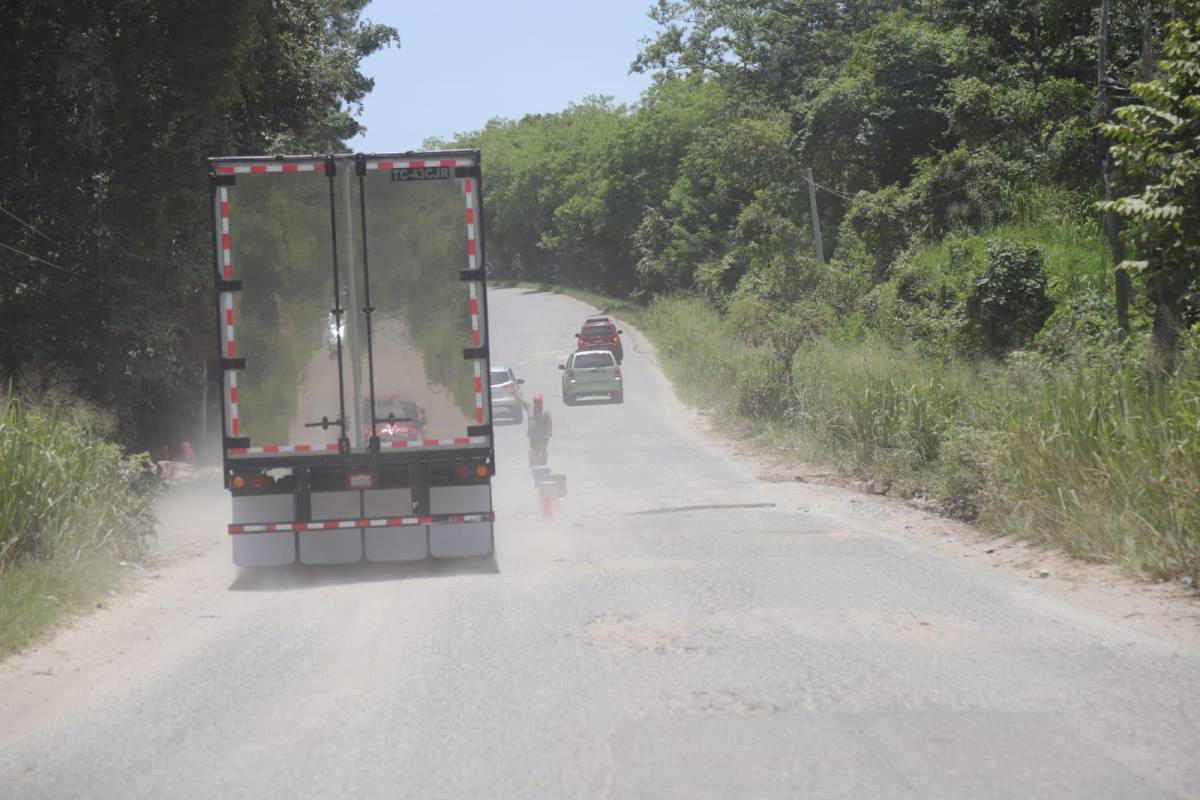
[
  {"xmin": 606, "ymin": 303, "xmax": 1200, "ymax": 653},
  {"xmin": 0, "ymin": 476, "xmax": 233, "ymax": 747}
]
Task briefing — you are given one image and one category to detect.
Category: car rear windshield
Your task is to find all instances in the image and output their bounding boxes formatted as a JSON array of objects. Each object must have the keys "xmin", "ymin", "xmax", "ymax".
[
  {"xmin": 373, "ymin": 399, "xmax": 418, "ymax": 420},
  {"xmin": 489, "ymin": 369, "xmax": 510, "ymax": 386},
  {"xmin": 582, "ymin": 325, "xmax": 615, "ymax": 338},
  {"xmin": 574, "ymin": 353, "xmax": 615, "ymax": 368}
]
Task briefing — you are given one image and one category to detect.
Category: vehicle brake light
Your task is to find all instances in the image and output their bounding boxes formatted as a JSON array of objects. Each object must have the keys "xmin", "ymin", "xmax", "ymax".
[
  {"xmin": 455, "ymin": 464, "xmax": 471, "ymax": 480},
  {"xmin": 614, "ymin": 366, "xmax": 622, "ymax": 379},
  {"xmin": 475, "ymin": 463, "xmax": 490, "ymax": 478},
  {"xmin": 567, "ymin": 370, "xmax": 576, "ymax": 380}
]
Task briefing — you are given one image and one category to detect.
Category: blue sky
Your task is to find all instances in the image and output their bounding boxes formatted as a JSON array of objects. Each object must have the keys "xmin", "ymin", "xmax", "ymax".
[{"xmin": 348, "ymin": 0, "xmax": 661, "ymax": 153}]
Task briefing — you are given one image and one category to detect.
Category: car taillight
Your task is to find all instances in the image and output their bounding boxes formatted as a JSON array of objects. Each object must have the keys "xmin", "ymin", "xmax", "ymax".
[
  {"xmin": 614, "ymin": 366, "xmax": 622, "ymax": 378},
  {"xmin": 567, "ymin": 370, "xmax": 576, "ymax": 380}
]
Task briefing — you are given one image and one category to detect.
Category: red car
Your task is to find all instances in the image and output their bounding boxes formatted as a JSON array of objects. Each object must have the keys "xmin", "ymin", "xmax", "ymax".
[
  {"xmin": 575, "ymin": 316, "xmax": 624, "ymax": 362},
  {"xmin": 364, "ymin": 397, "xmax": 426, "ymax": 443}
]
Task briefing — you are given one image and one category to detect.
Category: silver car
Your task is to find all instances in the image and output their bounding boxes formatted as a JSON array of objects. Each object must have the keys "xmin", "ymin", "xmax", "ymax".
[
  {"xmin": 559, "ymin": 350, "xmax": 623, "ymax": 405},
  {"xmin": 490, "ymin": 366, "xmax": 526, "ymax": 423}
]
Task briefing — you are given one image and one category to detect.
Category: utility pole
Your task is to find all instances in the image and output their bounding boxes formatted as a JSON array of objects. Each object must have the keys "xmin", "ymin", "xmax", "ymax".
[
  {"xmin": 1098, "ymin": 0, "xmax": 1132, "ymax": 335},
  {"xmin": 804, "ymin": 168, "xmax": 825, "ymax": 264}
]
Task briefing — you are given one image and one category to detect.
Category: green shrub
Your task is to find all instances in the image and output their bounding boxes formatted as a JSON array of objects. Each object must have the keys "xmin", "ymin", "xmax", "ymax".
[{"xmin": 964, "ymin": 239, "xmax": 1054, "ymax": 355}]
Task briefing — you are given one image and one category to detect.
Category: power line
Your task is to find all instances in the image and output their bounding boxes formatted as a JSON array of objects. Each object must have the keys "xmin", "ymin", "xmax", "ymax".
[
  {"xmin": 923, "ymin": 185, "xmax": 967, "ymax": 202},
  {"xmin": 0, "ymin": 204, "xmax": 63, "ymax": 249},
  {"xmin": 807, "ymin": 176, "xmax": 967, "ymax": 204},
  {"xmin": 0, "ymin": 240, "xmax": 71, "ymax": 273},
  {"xmin": 806, "ymin": 177, "xmax": 855, "ymax": 202}
]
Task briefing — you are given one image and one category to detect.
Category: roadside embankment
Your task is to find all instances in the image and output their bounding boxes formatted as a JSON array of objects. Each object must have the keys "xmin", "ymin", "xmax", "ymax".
[
  {"xmin": 0, "ymin": 392, "xmax": 159, "ymax": 655},
  {"xmin": 509, "ymin": 282, "xmax": 1199, "ymax": 584}
]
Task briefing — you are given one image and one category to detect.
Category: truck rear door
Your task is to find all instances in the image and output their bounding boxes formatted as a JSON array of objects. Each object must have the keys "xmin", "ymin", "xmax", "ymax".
[{"xmin": 210, "ymin": 151, "xmax": 493, "ymax": 566}]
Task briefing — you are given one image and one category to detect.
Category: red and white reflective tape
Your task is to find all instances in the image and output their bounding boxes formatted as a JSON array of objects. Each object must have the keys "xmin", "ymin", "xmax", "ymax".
[
  {"xmin": 362, "ymin": 158, "xmax": 475, "ymax": 171},
  {"xmin": 219, "ymin": 187, "xmax": 233, "ymax": 281},
  {"xmin": 473, "ymin": 361, "xmax": 484, "ymax": 424},
  {"xmin": 218, "ymin": 185, "xmax": 241, "ymax": 438},
  {"xmin": 215, "ymin": 162, "xmax": 325, "ymax": 175},
  {"xmin": 223, "ymin": 293, "xmax": 236, "ymax": 359},
  {"xmin": 228, "ymin": 443, "xmax": 342, "ymax": 457},
  {"xmin": 226, "ymin": 369, "xmax": 240, "ymax": 437},
  {"xmin": 228, "ymin": 436, "xmax": 489, "ymax": 457},
  {"xmin": 380, "ymin": 435, "xmax": 489, "ymax": 450},
  {"xmin": 463, "ymin": 177, "xmax": 486, "ymax": 424},
  {"xmin": 229, "ymin": 511, "xmax": 495, "ymax": 535}
]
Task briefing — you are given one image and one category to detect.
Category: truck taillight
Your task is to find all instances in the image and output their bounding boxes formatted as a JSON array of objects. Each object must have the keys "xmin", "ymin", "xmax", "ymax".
[
  {"xmin": 455, "ymin": 464, "xmax": 471, "ymax": 480},
  {"xmin": 232, "ymin": 472, "xmax": 265, "ymax": 490}
]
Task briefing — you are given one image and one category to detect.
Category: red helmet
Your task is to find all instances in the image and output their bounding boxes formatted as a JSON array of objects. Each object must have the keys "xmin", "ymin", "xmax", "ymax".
[{"xmin": 533, "ymin": 393, "xmax": 544, "ymax": 407}]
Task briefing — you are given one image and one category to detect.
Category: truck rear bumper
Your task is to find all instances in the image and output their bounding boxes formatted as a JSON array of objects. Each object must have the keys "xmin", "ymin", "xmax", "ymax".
[
  {"xmin": 231, "ymin": 521, "xmax": 495, "ymax": 566},
  {"xmin": 230, "ymin": 486, "xmax": 494, "ymax": 566}
]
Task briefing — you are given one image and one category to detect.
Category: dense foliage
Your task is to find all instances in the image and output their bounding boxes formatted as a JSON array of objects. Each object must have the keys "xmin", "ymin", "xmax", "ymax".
[
  {"xmin": 1100, "ymin": 2, "xmax": 1200, "ymax": 369},
  {"xmin": 457, "ymin": 1, "xmax": 1199, "ymax": 578},
  {"xmin": 0, "ymin": 0, "xmax": 396, "ymax": 449},
  {"xmin": 465, "ymin": 2, "xmax": 1156, "ymax": 296}
]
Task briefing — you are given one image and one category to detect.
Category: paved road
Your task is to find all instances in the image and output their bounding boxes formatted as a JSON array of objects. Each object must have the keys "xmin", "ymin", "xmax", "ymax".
[{"xmin": 2, "ymin": 287, "xmax": 1199, "ymax": 798}]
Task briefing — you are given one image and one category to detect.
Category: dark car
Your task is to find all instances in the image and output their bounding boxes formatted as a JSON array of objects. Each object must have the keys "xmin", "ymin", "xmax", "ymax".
[{"xmin": 575, "ymin": 319, "xmax": 624, "ymax": 362}]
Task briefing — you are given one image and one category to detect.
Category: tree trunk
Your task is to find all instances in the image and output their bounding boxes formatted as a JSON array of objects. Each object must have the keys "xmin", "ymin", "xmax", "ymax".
[{"xmin": 1149, "ymin": 293, "xmax": 1180, "ymax": 376}]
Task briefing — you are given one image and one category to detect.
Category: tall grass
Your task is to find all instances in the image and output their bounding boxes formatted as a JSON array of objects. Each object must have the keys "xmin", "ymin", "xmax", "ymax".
[
  {"xmin": 988, "ymin": 367, "xmax": 1200, "ymax": 578},
  {"xmin": 520, "ymin": 282, "xmax": 1200, "ymax": 580},
  {"xmin": 0, "ymin": 391, "xmax": 158, "ymax": 653}
]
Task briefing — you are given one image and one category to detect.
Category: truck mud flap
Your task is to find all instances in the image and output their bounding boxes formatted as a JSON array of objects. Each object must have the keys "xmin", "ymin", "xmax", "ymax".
[
  {"xmin": 299, "ymin": 491, "xmax": 363, "ymax": 565},
  {"xmin": 232, "ymin": 495, "xmax": 295, "ymax": 567},
  {"xmin": 363, "ymin": 489, "xmax": 426, "ymax": 561},
  {"xmin": 228, "ymin": 509, "xmax": 495, "ymax": 563},
  {"xmin": 429, "ymin": 485, "xmax": 493, "ymax": 558}
]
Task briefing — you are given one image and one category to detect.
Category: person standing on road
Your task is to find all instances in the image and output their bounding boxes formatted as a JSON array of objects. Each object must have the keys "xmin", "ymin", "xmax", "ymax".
[{"xmin": 527, "ymin": 393, "xmax": 553, "ymax": 464}]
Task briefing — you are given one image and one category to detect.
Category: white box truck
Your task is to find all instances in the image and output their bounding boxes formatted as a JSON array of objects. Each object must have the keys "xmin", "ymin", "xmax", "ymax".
[{"xmin": 207, "ymin": 151, "xmax": 495, "ymax": 566}]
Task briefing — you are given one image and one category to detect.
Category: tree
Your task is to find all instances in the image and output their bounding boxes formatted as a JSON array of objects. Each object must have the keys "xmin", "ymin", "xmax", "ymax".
[
  {"xmin": 1100, "ymin": 2, "xmax": 1200, "ymax": 372},
  {"xmin": 0, "ymin": 0, "xmax": 396, "ymax": 447}
]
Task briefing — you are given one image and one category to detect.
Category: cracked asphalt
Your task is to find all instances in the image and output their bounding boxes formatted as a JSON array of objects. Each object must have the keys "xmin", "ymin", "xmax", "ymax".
[{"xmin": 1, "ymin": 287, "xmax": 1198, "ymax": 799}]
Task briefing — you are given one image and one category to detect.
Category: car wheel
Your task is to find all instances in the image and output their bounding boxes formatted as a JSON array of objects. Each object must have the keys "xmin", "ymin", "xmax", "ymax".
[{"xmin": 612, "ymin": 391, "xmax": 623, "ymax": 404}]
